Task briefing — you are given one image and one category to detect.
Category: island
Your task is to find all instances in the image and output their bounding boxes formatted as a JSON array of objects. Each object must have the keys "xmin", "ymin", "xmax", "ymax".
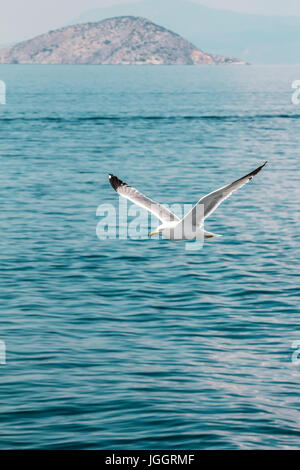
[{"xmin": 0, "ymin": 16, "xmax": 246, "ymax": 65}]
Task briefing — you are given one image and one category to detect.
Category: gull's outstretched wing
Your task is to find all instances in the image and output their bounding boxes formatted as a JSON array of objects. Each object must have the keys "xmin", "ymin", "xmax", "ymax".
[
  {"xmin": 109, "ymin": 174, "xmax": 180, "ymax": 223},
  {"xmin": 177, "ymin": 162, "xmax": 267, "ymax": 228}
]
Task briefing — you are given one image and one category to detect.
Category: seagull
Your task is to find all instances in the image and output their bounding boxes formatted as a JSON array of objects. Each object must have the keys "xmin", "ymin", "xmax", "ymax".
[{"xmin": 109, "ymin": 162, "xmax": 267, "ymax": 241}]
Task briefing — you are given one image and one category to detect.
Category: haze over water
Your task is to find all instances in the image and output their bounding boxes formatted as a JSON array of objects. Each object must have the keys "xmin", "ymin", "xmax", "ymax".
[{"xmin": 0, "ymin": 64, "xmax": 299, "ymax": 449}]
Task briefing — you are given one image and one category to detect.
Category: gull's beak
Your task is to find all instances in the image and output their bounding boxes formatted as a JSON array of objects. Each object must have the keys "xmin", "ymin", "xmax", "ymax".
[{"xmin": 149, "ymin": 231, "xmax": 159, "ymax": 237}]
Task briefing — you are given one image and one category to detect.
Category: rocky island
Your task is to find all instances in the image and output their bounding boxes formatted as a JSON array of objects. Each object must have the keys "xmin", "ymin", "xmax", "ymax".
[{"xmin": 0, "ymin": 16, "xmax": 246, "ymax": 65}]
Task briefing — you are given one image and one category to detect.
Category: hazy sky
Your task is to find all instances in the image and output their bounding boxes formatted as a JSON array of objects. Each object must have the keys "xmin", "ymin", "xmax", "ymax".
[{"xmin": 1, "ymin": 0, "xmax": 300, "ymax": 44}]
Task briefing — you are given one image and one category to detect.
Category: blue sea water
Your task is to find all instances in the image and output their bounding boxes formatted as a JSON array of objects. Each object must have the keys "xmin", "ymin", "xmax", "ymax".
[{"xmin": 0, "ymin": 65, "xmax": 299, "ymax": 450}]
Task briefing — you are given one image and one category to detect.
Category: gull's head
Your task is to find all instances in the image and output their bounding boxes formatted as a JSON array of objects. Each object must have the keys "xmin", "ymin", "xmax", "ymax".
[
  {"xmin": 149, "ymin": 222, "xmax": 178, "ymax": 238},
  {"xmin": 149, "ymin": 231, "xmax": 159, "ymax": 237},
  {"xmin": 149, "ymin": 227, "xmax": 161, "ymax": 237},
  {"xmin": 149, "ymin": 224, "xmax": 166, "ymax": 237}
]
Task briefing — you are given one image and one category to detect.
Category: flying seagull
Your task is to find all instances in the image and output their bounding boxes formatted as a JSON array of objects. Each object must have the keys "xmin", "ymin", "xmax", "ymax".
[{"xmin": 109, "ymin": 162, "xmax": 267, "ymax": 241}]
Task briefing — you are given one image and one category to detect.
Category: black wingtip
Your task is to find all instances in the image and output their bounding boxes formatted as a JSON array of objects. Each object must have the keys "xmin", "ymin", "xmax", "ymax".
[
  {"xmin": 108, "ymin": 174, "xmax": 126, "ymax": 191},
  {"xmin": 234, "ymin": 161, "xmax": 267, "ymax": 185},
  {"xmin": 249, "ymin": 161, "xmax": 268, "ymax": 178}
]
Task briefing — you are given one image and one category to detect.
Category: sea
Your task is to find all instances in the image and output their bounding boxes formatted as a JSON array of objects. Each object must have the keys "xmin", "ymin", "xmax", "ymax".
[{"xmin": 0, "ymin": 64, "xmax": 299, "ymax": 449}]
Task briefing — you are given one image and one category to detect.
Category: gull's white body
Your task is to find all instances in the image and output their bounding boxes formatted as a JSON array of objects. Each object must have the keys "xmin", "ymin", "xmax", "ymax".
[
  {"xmin": 108, "ymin": 162, "xmax": 267, "ymax": 242},
  {"xmin": 156, "ymin": 221, "xmax": 218, "ymax": 241}
]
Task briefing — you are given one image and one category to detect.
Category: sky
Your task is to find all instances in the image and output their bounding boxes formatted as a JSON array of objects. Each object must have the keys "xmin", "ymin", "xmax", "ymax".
[{"xmin": 1, "ymin": 0, "xmax": 300, "ymax": 44}]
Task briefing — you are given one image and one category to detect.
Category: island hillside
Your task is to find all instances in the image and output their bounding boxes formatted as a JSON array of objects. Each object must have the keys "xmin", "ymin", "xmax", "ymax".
[{"xmin": 0, "ymin": 16, "xmax": 246, "ymax": 65}]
